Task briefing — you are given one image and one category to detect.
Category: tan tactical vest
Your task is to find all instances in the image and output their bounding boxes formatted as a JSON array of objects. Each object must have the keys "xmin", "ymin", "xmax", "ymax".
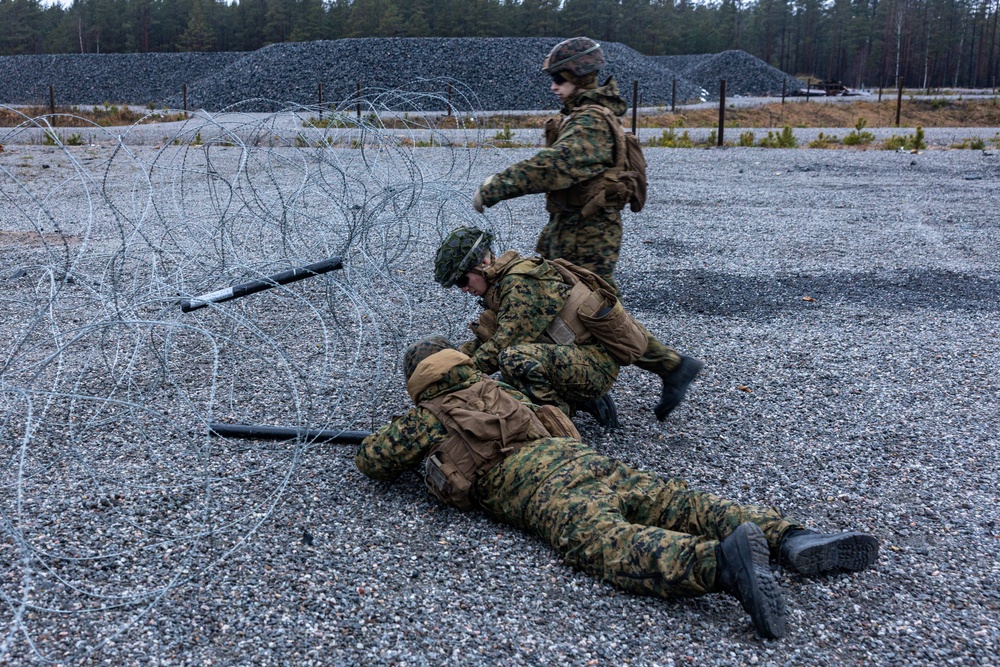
[
  {"xmin": 411, "ymin": 350, "xmax": 581, "ymax": 510},
  {"xmin": 473, "ymin": 252, "xmax": 648, "ymax": 364},
  {"xmin": 543, "ymin": 104, "xmax": 647, "ymax": 218}
]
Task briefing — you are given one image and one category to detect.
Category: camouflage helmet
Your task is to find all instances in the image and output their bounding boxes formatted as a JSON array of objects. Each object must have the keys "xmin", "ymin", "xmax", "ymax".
[
  {"xmin": 402, "ymin": 335, "xmax": 456, "ymax": 381},
  {"xmin": 541, "ymin": 37, "xmax": 605, "ymax": 77},
  {"xmin": 433, "ymin": 226, "xmax": 493, "ymax": 288}
]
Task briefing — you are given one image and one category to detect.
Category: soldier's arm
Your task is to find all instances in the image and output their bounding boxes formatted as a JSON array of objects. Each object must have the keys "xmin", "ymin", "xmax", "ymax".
[
  {"xmin": 470, "ymin": 276, "xmax": 564, "ymax": 375},
  {"xmin": 478, "ymin": 112, "xmax": 615, "ymax": 206},
  {"xmin": 354, "ymin": 409, "xmax": 448, "ymax": 481}
]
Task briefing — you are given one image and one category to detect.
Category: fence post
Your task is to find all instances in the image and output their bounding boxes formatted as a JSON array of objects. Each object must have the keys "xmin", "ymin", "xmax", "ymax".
[
  {"xmin": 183, "ymin": 83, "xmax": 188, "ymax": 114},
  {"xmin": 781, "ymin": 79, "xmax": 786, "ymax": 105},
  {"xmin": 671, "ymin": 78, "xmax": 676, "ymax": 112},
  {"xmin": 356, "ymin": 82, "xmax": 361, "ymax": 121},
  {"xmin": 718, "ymin": 79, "xmax": 726, "ymax": 147},
  {"xmin": 318, "ymin": 82, "xmax": 323, "ymax": 121},
  {"xmin": 895, "ymin": 77, "xmax": 904, "ymax": 127},
  {"xmin": 447, "ymin": 83, "xmax": 452, "ymax": 117},
  {"xmin": 631, "ymin": 80, "xmax": 639, "ymax": 135},
  {"xmin": 49, "ymin": 85, "xmax": 55, "ymax": 116}
]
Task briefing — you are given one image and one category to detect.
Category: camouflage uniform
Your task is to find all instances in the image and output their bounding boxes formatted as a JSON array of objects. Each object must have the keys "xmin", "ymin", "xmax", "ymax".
[
  {"xmin": 477, "ymin": 79, "xmax": 683, "ymax": 381},
  {"xmin": 355, "ymin": 356, "xmax": 801, "ymax": 598},
  {"xmin": 463, "ymin": 252, "xmax": 618, "ymax": 414}
]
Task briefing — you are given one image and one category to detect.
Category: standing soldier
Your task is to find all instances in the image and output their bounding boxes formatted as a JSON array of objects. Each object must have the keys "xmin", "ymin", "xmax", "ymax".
[
  {"xmin": 472, "ymin": 37, "xmax": 701, "ymax": 421},
  {"xmin": 355, "ymin": 336, "xmax": 880, "ymax": 639}
]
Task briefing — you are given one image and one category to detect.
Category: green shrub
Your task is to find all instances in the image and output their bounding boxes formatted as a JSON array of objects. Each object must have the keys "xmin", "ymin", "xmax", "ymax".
[
  {"xmin": 738, "ymin": 131, "xmax": 755, "ymax": 147},
  {"xmin": 843, "ymin": 118, "xmax": 875, "ymax": 146},
  {"xmin": 808, "ymin": 132, "xmax": 839, "ymax": 148},
  {"xmin": 911, "ymin": 126, "xmax": 926, "ymax": 151},
  {"xmin": 951, "ymin": 137, "xmax": 986, "ymax": 150},
  {"xmin": 42, "ymin": 130, "xmax": 58, "ymax": 146},
  {"xmin": 66, "ymin": 133, "xmax": 84, "ymax": 146},
  {"xmin": 649, "ymin": 127, "xmax": 695, "ymax": 148},
  {"xmin": 706, "ymin": 129, "xmax": 718, "ymax": 146},
  {"xmin": 759, "ymin": 126, "xmax": 798, "ymax": 148},
  {"xmin": 882, "ymin": 134, "xmax": 908, "ymax": 150}
]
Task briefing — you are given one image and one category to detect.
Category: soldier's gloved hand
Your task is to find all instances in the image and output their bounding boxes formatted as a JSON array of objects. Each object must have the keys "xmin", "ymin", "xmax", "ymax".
[{"xmin": 472, "ymin": 188, "xmax": 485, "ymax": 214}]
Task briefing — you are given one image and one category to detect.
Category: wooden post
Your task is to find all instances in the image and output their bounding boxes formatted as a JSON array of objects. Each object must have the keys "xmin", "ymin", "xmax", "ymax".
[
  {"xmin": 805, "ymin": 78, "xmax": 811, "ymax": 102},
  {"xmin": 718, "ymin": 79, "xmax": 726, "ymax": 147},
  {"xmin": 356, "ymin": 82, "xmax": 361, "ymax": 121},
  {"xmin": 671, "ymin": 78, "xmax": 676, "ymax": 112},
  {"xmin": 447, "ymin": 83, "xmax": 452, "ymax": 117},
  {"xmin": 631, "ymin": 80, "xmax": 639, "ymax": 134},
  {"xmin": 895, "ymin": 77, "xmax": 904, "ymax": 127},
  {"xmin": 318, "ymin": 82, "xmax": 323, "ymax": 121},
  {"xmin": 781, "ymin": 79, "xmax": 786, "ymax": 105},
  {"xmin": 49, "ymin": 85, "xmax": 55, "ymax": 115},
  {"xmin": 183, "ymin": 83, "xmax": 188, "ymax": 113}
]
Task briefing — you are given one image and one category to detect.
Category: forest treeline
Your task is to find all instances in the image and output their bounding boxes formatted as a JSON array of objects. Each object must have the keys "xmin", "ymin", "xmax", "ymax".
[{"xmin": 1, "ymin": 0, "xmax": 998, "ymax": 90}]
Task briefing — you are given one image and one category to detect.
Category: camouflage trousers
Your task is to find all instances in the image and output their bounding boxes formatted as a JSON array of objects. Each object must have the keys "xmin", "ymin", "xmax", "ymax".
[
  {"xmin": 536, "ymin": 208, "xmax": 622, "ymax": 288},
  {"xmin": 535, "ymin": 209, "xmax": 682, "ymax": 377},
  {"xmin": 498, "ymin": 342, "xmax": 618, "ymax": 414},
  {"xmin": 479, "ymin": 438, "xmax": 800, "ymax": 598}
]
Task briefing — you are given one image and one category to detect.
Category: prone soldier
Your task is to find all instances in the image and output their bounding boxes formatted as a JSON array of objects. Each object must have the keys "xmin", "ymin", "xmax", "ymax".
[
  {"xmin": 472, "ymin": 37, "xmax": 701, "ymax": 421},
  {"xmin": 355, "ymin": 336, "xmax": 880, "ymax": 639}
]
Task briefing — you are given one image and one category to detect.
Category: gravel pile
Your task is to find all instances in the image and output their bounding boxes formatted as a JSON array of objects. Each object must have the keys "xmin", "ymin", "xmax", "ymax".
[
  {"xmin": 0, "ymin": 38, "xmax": 712, "ymax": 112},
  {"xmin": 0, "ymin": 52, "xmax": 241, "ymax": 108},
  {"xmin": 0, "ymin": 136, "xmax": 998, "ymax": 665},
  {"xmin": 654, "ymin": 50, "xmax": 805, "ymax": 97}
]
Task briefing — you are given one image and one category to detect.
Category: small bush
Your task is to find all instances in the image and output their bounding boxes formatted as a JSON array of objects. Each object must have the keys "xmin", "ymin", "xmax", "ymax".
[
  {"xmin": 912, "ymin": 126, "xmax": 926, "ymax": 151},
  {"xmin": 649, "ymin": 127, "xmax": 695, "ymax": 148},
  {"xmin": 882, "ymin": 134, "xmax": 909, "ymax": 150},
  {"xmin": 706, "ymin": 129, "xmax": 718, "ymax": 146},
  {"xmin": 492, "ymin": 124, "xmax": 514, "ymax": 143},
  {"xmin": 42, "ymin": 130, "xmax": 59, "ymax": 146},
  {"xmin": 843, "ymin": 118, "xmax": 876, "ymax": 145},
  {"xmin": 808, "ymin": 132, "xmax": 839, "ymax": 148},
  {"xmin": 66, "ymin": 133, "xmax": 84, "ymax": 146},
  {"xmin": 951, "ymin": 137, "xmax": 986, "ymax": 150},
  {"xmin": 738, "ymin": 131, "xmax": 755, "ymax": 147},
  {"xmin": 759, "ymin": 126, "xmax": 798, "ymax": 148}
]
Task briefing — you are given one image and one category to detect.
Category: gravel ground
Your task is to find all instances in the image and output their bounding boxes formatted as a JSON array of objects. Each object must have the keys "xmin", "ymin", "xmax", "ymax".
[{"xmin": 0, "ymin": 133, "xmax": 998, "ymax": 666}]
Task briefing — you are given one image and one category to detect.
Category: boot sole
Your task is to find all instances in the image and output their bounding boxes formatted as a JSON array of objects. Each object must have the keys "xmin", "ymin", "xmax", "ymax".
[
  {"xmin": 654, "ymin": 357, "xmax": 704, "ymax": 421},
  {"xmin": 728, "ymin": 523, "xmax": 787, "ymax": 639},
  {"xmin": 784, "ymin": 533, "xmax": 879, "ymax": 576}
]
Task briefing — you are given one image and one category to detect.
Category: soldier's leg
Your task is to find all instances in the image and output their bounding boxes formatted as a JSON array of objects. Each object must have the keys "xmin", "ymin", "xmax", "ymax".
[
  {"xmin": 632, "ymin": 320, "xmax": 702, "ymax": 421},
  {"xmin": 523, "ymin": 455, "xmax": 720, "ymax": 598},
  {"xmin": 498, "ymin": 343, "xmax": 618, "ymax": 414}
]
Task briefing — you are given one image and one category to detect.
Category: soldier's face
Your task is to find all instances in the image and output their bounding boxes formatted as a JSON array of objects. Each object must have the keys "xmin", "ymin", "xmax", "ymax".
[
  {"xmin": 551, "ymin": 79, "xmax": 578, "ymax": 103},
  {"xmin": 460, "ymin": 271, "xmax": 488, "ymax": 296}
]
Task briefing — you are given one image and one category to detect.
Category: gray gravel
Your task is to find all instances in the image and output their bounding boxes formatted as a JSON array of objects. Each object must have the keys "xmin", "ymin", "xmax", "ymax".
[
  {"xmin": 0, "ymin": 136, "xmax": 998, "ymax": 666},
  {"xmin": 0, "ymin": 39, "xmax": 814, "ymax": 111}
]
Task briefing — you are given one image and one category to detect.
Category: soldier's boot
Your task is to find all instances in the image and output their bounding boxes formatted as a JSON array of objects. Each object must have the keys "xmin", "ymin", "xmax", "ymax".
[
  {"xmin": 576, "ymin": 393, "xmax": 620, "ymax": 429},
  {"xmin": 652, "ymin": 356, "xmax": 703, "ymax": 421},
  {"xmin": 779, "ymin": 529, "xmax": 880, "ymax": 576},
  {"xmin": 715, "ymin": 522, "xmax": 787, "ymax": 639}
]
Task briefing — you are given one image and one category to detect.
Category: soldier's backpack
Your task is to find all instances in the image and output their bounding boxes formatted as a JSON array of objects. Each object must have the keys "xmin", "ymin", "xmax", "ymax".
[{"xmin": 544, "ymin": 104, "xmax": 647, "ymax": 218}]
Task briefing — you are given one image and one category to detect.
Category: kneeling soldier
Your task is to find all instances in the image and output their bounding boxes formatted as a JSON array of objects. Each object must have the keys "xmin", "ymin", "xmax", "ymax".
[
  {"xmin": 434, "ymin": 226, "xmax": 647, "ymax": 427},
  {"xmin": 355, "ymin": 336, "xmax": 881, "ymax": 639}
]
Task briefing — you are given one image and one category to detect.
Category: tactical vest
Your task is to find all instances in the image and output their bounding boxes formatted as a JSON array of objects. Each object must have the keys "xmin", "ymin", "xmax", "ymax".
[
  {"xmin": 543, "ymin": 104, "xmax": 647, "ymax": 218},
  {"xmin": 413, "ymin": 353, "xmax": 581, "ymax": 510},
  {"xmin": 473, "ymin": 252, "xmax": 648, "ymax": 365}
]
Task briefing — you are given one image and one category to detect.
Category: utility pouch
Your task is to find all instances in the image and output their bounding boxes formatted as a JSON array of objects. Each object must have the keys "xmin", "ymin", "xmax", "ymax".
[
  {"xmin": 543, "ymin": 117, "xmax": 560, "ymax": 147},
  {"xmin": 578, "ymin": 289, "xmax": 648, "ymax": 365},
  {"xmin": 534, "ymin": 404, "xmax": 582, "ymax": 440},
  {"xmin": 421, "ymin": 451, "xmax": 475, "ymax": 511},
  {"xmin": 470, "ymin": 308, "xmax": 498, "ymax": 344}
]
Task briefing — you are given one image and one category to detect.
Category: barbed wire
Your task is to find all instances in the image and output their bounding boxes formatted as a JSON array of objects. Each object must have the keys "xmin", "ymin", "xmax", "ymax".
[{"xmin": 0, "ymin": 81, "xmax": 521, "ymax": 663}]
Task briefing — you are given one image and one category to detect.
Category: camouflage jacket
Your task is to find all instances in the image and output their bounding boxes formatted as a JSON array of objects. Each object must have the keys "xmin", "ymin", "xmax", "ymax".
[
  {"xmin": 478, "ymin": 78, "xmax": 627, "ymax": 207},
  {"xmin": 355, "ymin": 352, "xmax": 596, "ymax": 525},
  {"xmin": 464, "ymin": 252, "xmax": 572, "ymax": 376}
]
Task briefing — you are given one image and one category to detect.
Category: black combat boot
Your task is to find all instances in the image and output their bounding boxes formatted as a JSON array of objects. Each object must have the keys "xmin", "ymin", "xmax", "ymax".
[
  {"xmin": 716, "ymin": 522, "xmax": 787, "ymax": 639},
  {"xmin": 577, "ymin": 393, "xmax": 620, "ymax": 429},
  {"xmin": 779, "ymin": 529, "xmax": 880, "ymax": 576},
  {"xmin": 653, "ymin": 356, "xmax": 704, "ymax": 421}
]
